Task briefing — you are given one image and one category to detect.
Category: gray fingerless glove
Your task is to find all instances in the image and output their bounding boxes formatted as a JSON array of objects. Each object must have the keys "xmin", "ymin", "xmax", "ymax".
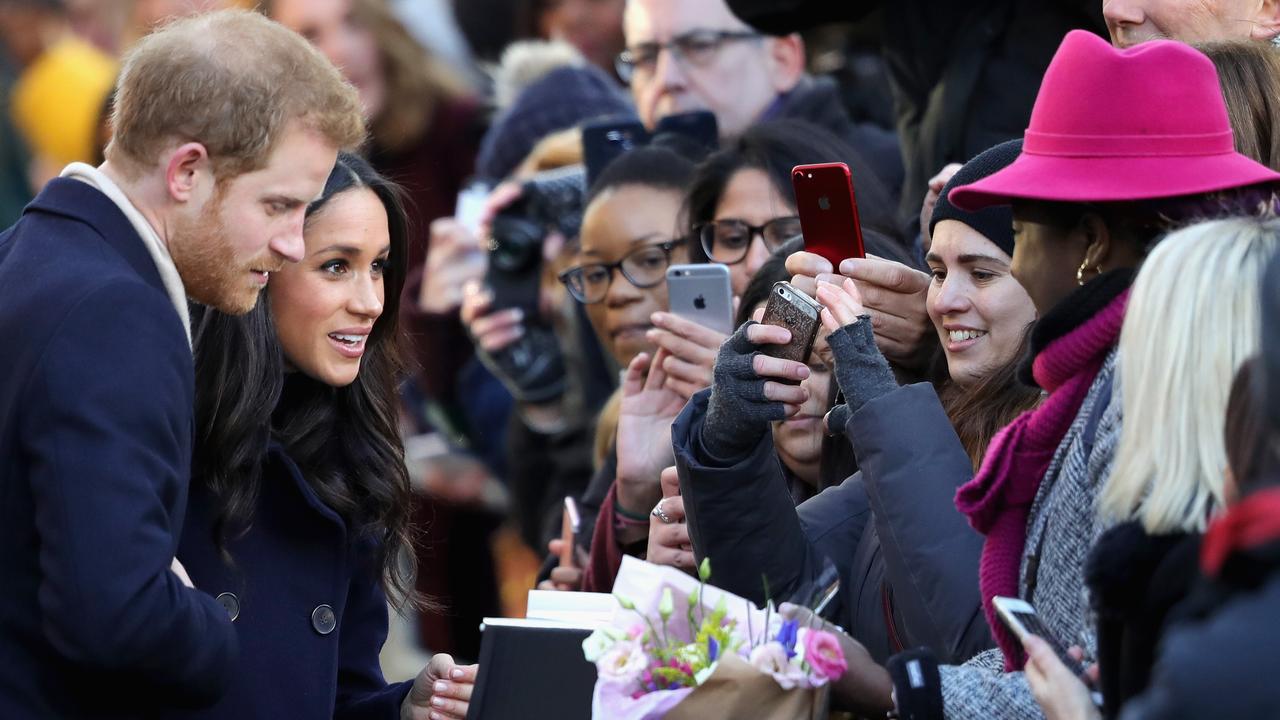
[
  {"xmin": 825, "ymin": 315, "xmax": 898, "ymax": 433},
  {"xmin": 699, "ymin": 321, "xmax": 789, "ymax": 461}
]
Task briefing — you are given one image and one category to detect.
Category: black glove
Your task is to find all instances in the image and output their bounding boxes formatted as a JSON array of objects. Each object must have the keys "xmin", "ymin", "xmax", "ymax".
[
  {"xmin": 825, "ymin": 316, "xmax": 897, "ymax": 434},
  {"xmin": 699, "ymin": 321, "xmax": 790, "ymax": 460}
]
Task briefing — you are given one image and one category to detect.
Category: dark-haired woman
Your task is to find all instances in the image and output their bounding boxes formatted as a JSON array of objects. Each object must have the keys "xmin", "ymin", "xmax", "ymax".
[
  {"xmin": 173, "ymin": 153, "xmax": 475, "ymax": 720},
  {"xmin": 540, "ymin": 143, "xmax": 728, "ymax": 594},
  {"xmin": 682, "ymin": 119, "xmax": 939, "ymax": 376},
  {"xmin": 674, "ymin": 139, "xmax": 1040, "ymax": 667}
]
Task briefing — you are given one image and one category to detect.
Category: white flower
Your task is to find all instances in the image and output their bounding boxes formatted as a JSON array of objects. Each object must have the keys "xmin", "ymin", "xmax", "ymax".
[
  {"xmin": 597, "ymin": 641, "xmax": 649, "ymax": 689},
  {"xmin": 749, "ymin": 642, "xmax": 808, "ymax": 690},
  {"xmin": 582, "ymin": 627, "xmax": 628, "ymax": 663}
]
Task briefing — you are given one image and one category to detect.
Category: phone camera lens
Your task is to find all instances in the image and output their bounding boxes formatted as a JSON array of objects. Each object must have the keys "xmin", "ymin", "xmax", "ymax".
[{"xmin": 777, "ymin": 288, "xmax": 785, "ymax": 296}]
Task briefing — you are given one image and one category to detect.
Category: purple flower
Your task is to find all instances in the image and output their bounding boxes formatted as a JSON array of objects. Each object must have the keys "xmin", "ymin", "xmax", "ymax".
[
  {"xmin": 708, "ymin": 636, "xmax": 720, "ymax": 662},
  {"xmin": 776, "ymin": 620, "xmax": 799, "ymax": 659}
]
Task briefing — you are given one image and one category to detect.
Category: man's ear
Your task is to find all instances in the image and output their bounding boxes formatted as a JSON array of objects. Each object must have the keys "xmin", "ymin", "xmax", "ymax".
[
  {"xmin": 1252, "ymin": 0, "xmax": 1280, "ymax": 41},
  {"xmin": 164, "ymin": 142, "xmax": 212, "ymax": 204},
  {"xmin": 764, "ymin": 33, "xmax": 806, "ymax": 94}
]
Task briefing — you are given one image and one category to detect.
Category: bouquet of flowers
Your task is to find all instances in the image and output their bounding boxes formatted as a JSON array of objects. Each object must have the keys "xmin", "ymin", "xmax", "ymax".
[{"xmin": 583, "ymin": 556, "xmax": 847, "ymax": 720}]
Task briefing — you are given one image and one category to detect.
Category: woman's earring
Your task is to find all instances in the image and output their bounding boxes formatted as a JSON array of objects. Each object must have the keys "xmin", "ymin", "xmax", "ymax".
[{"xmin": 1076, "ymin": 259, "xmax": 1089, "ymax": 286}]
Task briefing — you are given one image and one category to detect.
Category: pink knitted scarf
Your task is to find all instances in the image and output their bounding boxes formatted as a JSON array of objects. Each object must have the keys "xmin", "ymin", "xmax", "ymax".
[{"xmin": 955, "ymin": 288, "xmax": 1130, "ymax": 671}]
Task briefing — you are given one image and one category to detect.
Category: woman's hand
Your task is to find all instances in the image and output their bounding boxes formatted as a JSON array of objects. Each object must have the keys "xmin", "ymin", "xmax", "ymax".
[
  {"xmin": 615, "ymin": 349, "xmax": 687, "ymax": 516},
  {"xmin": 813, "ymin": 278, "xmax": 898, "ymax": 434},
  {"xmin": 460, "ymin": 281, "xmax": 524, "ymax": 355},
  {"xmin": 537, "ymin": 538, "xmax": 589, "ymax": 592},
  {"xmin": 778, "ymin": 603, "xmax": 894, "ymax": 718},
  {"xmin": 403, "ymin": 653, "xmax": 479, "ymax": 720},
  {"xmin": 1022, "ymin": 635, "xmax": 1102, "ymax": 720},
  {"xmin": 700, "ymin": 321, "xmax": 811, "ymax": 460},
  {"xmin": 647, "ymin": 311, "xmax": 728, "ymax": 400},
  {"xmin": 786, "ymin": 250, "xmax": 932, "ymax": 371},
  {"xmin": 418, "ymin": 218, "xmax": 487, "ymax": 315},
  {"xmin": 646, "ymin": 467, "xmax": 695, "ymax": 573}
]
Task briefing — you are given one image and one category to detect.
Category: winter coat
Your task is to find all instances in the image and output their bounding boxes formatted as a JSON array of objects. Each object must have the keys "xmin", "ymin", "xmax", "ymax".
[
  {"xmin": 0, "ymin": 178, "xmax": 237, "ymax": 718},
  {"xmin": 1085, "ymin": 522, "xmax": 1201, "ymax": 718},
  {"xmin": 1119, "ymin": 522, "xmax": 1280, "ymax": 719},
  {"xmin": 165, "ymin": 444, "xmax": 411, "ymax": 720},
  {"xmin": 672, "ymin": 382, "xmax": 990, "ymax": 665},
  {"xmin": 935, "ymin": 351, "xmax": 1120, "ymax": 719}
]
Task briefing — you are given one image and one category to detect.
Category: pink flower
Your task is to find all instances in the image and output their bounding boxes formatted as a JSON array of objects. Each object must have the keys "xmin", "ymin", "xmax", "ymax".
[{"xmin": 802, "ymin": 629, "xmax": 848, "ymax": 681}]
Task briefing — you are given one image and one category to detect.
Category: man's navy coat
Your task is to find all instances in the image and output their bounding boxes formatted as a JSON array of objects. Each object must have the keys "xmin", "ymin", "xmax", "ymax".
[{"xmin": 0, "ymin": 179, "xmax": 237, "ymax": 717}]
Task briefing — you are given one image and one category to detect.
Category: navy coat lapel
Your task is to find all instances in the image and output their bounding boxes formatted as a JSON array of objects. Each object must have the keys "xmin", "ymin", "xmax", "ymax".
[{"xmin": 27, "ymin": 177, "xmax": 167, "ymax": 297}]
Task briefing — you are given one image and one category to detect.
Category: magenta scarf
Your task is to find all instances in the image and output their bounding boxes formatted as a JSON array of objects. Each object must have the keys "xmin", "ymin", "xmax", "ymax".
[{"xmin": 955, "ymin": 288, "xmax": 1130, "ymax": 671}]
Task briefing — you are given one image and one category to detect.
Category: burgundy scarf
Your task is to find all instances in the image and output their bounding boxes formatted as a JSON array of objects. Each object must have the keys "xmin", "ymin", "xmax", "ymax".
[{"xmin": 955, "ymin": 287, "xmax": 1130, "ymax": 671}]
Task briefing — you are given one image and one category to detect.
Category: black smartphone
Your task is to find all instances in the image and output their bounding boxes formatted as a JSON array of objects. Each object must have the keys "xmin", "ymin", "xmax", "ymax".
[
  {"xmin": 582, "ymin": 118, "xmax": 648, "ymax": 188},
  {"xmin": 654, "ymin": 110, "xmax": 719, "ymax": 152}
]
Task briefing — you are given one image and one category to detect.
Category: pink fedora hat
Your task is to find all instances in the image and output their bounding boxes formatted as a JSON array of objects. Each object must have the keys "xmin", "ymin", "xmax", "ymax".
[{"xmin": 950, "ymin": 30, "xmax": 1280, "ymax": 211}]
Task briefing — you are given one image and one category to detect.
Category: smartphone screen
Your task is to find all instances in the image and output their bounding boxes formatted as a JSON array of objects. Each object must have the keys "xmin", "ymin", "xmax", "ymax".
[
  {"xmin": 559, "ymin": 497, "xmax": 581, "ymax": 568},
  {"xmin": 792, "ymin": 162, "xmax": 866, "ymax": 269}
]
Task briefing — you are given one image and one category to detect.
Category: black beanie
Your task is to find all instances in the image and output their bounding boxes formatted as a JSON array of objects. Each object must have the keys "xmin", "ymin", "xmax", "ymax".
[{"xmin": 929, "ymin": 139, "xmax": 1023, "ymax": 257}]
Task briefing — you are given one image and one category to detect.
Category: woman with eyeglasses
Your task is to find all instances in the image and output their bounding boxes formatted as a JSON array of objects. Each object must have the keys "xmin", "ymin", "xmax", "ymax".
[
  {"xmin": 539, "ymin": 142, "xmax": 726, "ymax": 593},
  {"xmin": 685, "ymin": 119, "xmax": 904, "ymax": 299}
]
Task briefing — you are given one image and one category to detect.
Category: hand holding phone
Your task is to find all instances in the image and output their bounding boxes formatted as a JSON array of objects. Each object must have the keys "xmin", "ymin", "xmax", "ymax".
[
  {"xmin": 993, "ymin": 596, "xmax": 1088, "ymax": 678},
  {"xmin": 759, "ymin": 281, "xmax": 821, "ymax": 364},
  {"xmin": 665, "ymin": 264, "xmax": 734, "ymax": 336},
  {"xmin": 792, "ymin": 162, "xmax": 865, "ymax": 269}
]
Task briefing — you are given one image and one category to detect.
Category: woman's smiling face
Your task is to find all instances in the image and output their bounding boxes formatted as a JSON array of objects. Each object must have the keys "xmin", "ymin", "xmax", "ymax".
[
  {"xmin": 926, "ymin": 219, "xmax": 1037, "ymax": 387},
  {"xmin": 268, "ymin": 187, "xmax": 390, "ymax": 387}
]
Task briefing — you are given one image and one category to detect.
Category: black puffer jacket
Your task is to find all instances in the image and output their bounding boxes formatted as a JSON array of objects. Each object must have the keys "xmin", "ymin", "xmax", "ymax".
[{"xmin": 673, "ymin": 382, "xmax": 990, "ymax": 665}]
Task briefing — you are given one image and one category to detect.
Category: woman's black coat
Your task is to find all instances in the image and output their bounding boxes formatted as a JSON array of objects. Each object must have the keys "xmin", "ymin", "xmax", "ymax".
[
  {"xmin": 165, "ymin": 444, "xmax": 411, "ymax": 719},
  {"xmin": 673, "ymin": 382, "xmax": 991, "ymax": 664}
]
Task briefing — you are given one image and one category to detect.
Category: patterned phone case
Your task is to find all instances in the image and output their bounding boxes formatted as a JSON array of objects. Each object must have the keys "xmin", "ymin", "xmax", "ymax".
[{"xmin": 760, "ymin": 282, "xmax": 821, "ymax": 363}]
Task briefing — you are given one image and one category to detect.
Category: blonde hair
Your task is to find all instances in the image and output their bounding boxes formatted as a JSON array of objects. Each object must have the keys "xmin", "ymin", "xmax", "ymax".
[
  {"xmin": 106, "ymin": 9, "xmax": 365, "ymax": 179},
  {"xmin": 1102, "ymin": 216, "xmax": 1280, "ymax": 533}
]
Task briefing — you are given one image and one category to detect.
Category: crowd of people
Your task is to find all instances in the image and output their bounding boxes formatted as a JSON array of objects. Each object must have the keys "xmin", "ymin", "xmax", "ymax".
[{"xmin": 5, "ymin": 0, "xmax": 1280, "ymax": 718}]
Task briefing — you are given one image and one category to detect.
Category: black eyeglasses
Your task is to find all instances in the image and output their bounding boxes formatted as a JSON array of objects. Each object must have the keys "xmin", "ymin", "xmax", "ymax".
[
  {"xmin": 558, "ymin": 240, "xmax": 680, "ymax": 304},
  {"xmin": 615, "ymin": 29, "xmax": 763, "ymax": 83},
  {"xmin": 696, "ymin": 217, "xmax": 802, "ymax": 264}
]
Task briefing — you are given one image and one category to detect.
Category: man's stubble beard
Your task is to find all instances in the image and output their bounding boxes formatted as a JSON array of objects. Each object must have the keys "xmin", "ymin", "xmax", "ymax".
[{"xmin": 170, "ymin": 192, "xmax": 266, "ymax": 316}]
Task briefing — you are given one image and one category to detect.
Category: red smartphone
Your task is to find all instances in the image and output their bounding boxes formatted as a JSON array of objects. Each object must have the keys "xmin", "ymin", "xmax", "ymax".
[{"xmin": 791, "ymin": 162, "xmax": 866, "ymax": 269}]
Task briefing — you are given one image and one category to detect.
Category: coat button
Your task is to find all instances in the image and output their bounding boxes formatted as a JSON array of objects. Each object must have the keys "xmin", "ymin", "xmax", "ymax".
[
  {"xmin": 216, "ymin": 592, "xmax": 240, "ymax": 622},
  {"xmin": 311, "ymin": 604, "xmax": 336, "ymax": 635}
]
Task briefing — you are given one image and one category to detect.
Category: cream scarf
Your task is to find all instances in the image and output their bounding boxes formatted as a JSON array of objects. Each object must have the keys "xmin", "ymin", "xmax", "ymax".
[{"xmin": 60, "ymin": 162, "xmax": 191, "ymax": 347}]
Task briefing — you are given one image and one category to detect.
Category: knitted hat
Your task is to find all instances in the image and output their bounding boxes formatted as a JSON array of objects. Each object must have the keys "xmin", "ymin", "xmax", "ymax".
[
  {"xmin": 930, "ymin": 139, "xmax": 1021, "ymax": 257},
  {"xmin": 475, "ymin": 64, "xmax": 635, "ymax": 182}
]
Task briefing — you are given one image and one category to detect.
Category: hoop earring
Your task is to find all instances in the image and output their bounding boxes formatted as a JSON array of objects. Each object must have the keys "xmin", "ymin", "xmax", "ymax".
[{"xmin": 1077, "ymin": 259, "xmax": 1089, "ymax": 286}]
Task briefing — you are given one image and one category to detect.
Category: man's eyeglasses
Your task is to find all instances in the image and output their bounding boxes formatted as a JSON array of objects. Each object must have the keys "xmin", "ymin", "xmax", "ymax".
[
  {"xmin": 558, "ymin": 240, "xmax": 681, "ymax": 304},
  {"xmin": 616, "ymin": 29, "xmax": 763, "ymax": 83},
  {"xmin": 696, "ymin": 217, "xmax": 802, "ymax": 265}
]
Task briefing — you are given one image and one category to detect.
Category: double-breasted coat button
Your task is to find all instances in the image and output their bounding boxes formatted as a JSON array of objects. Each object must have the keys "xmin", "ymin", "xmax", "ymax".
[
  {"xmin": 216, "ymin": 592, "xmax": 240, "ymax": 622},
  {"xmin": 311, "ymin": 604, "xmax": 336, "ymax": 635}
]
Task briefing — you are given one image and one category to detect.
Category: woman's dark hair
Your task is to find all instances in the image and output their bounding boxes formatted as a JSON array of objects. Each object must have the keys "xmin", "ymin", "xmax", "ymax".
[
  {"xmin": 191, "ymin": 151, "xmax": 420, "ymax": 606},
  {"xmin": 1225, "ymin": 357, "xmax": 1280, "ymax": 497},
  {"xmin": 938, "ymin": 327, "xmax": 1043, "ymax": 470},
  {"xmin": 684, "ymin": 119, "xmax": 901, "ymax": 264}
]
